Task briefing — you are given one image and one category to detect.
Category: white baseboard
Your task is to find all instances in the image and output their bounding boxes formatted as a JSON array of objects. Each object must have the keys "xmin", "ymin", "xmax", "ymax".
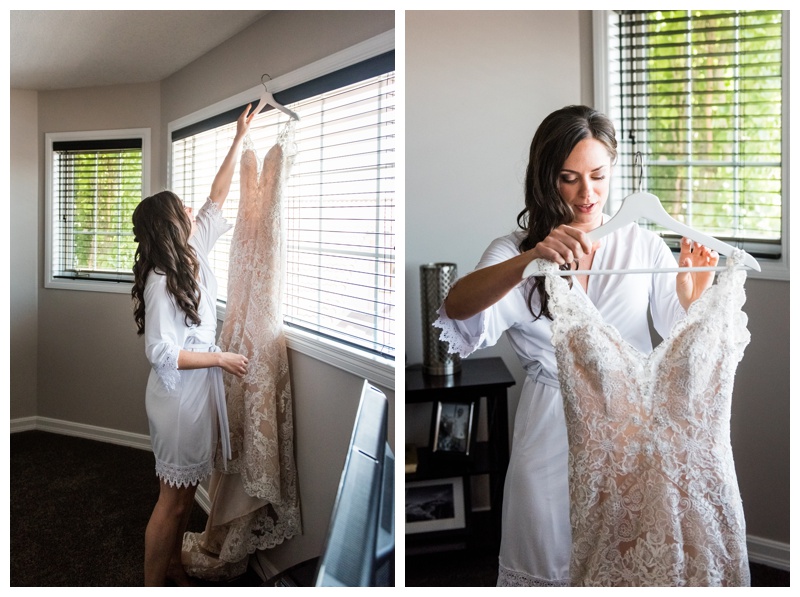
[
  {"xmin": 194, "ymin": 484, "xmax": 211, "ymax": 514},
  {"xmin": 253, "ymin": 550, "xmax": 282, "ymax": 582},
  {"xmin": 10, "ymin": 416, "xmax": 37, "ymax": 433},
  {"xmin": 13, "ymin": 415, "xmax": 153, "ymax": 450},
  {"xmin": 747, "ymin": 535, "xmax": 790, "ymax": 571}
]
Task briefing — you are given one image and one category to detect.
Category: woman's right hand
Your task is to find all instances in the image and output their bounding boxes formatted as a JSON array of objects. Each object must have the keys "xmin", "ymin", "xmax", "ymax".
[
  {"xmin": 209, "ymin": 106, "xmax": 255, "ymax": 209},
  {"xmin": 236, "ymin": 104, "xmax": 255, "ymax": 140},
  {"xmin": 444, "ymin": 225, "xmax": 594, "ymax": 321},
  {"xmin": 219, "ymin": 352, "xmax": 249, "ymax": 377},
  {"xmin": 529, "ymin": 224, "xmax": 595, "ymax": 266}
]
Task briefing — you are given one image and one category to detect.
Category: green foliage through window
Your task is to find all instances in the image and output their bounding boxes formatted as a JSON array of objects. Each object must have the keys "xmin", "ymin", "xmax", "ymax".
[
  {"xmin": 52, "ymin": 140, "xmax": 143, "ymax": 280},
  {"xmin": 611, "ymin": 10, "xmax": 783, "ymax": 255}
]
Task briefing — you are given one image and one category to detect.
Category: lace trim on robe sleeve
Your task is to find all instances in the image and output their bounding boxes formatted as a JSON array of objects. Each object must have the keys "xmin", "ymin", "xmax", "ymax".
[
  {"xmin": 201, "ymin": 196, "xmax": 227, "ymax": 224},
  {"xmin": 432, "ymin": 303, "xmax": 487, "ymax": 359},
  {"xmin": 154, "ymin": 344, "xmax": 181, "ymax": 392}
]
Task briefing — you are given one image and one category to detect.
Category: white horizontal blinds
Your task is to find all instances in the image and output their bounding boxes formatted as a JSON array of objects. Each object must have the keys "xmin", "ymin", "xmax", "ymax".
[
  {"xmin": 615, "ymin": 10, "xmax": 783, "ymax": 256},
  {"xmin": 170, "ymin": 70, "xmax": 396, "ymax": 359},
  {"xmin": 283, "ymin": 72, "xmax": 395, "ymax": 359},
  {"xmin": 52, "ymin": 140, "xmax": 143, "ymax": 281},
  {"xmin": 172, "ymin": 125, "xmax": 245, "ymax": 301}
]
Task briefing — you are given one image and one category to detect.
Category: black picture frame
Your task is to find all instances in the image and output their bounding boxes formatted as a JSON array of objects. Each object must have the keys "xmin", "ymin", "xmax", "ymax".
[
  {"xmin": 405, "ymin": 476, "xmax": 466, "ymax": 534},
  {"xmin": 431, "ymin": 401, "xmax": 474, "ymax": 456}
]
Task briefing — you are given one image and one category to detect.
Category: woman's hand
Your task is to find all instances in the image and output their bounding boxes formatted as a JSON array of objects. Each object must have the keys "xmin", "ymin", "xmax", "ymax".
[
  {"xmin": 676, "ymin": 237, "xmax": 719, "ymax": 311},
  {"xmin": 444, "ymin": 225, "xmax": 596, "ymax": 321},
  {"xmin": 219, "ymin": 352, "xmax": 249, "ymax": 378},
  {"xmin": 531, "ymin": 225, "xmax": 596, "ymax": 266}
]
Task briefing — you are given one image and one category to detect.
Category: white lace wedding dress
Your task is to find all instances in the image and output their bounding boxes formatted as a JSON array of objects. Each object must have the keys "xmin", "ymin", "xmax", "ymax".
[
  {"xmin": 534, "ymin": 251, "xmax": 751, "ymax": 586},
  {"xmin": 183, "ymin": 123, "xmax": 302, "ymax": 580}
]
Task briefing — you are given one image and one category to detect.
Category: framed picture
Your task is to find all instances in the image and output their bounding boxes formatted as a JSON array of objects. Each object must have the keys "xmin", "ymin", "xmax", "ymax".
[
  {"xmin": 405, "ymin": 476, "xmax": 466, "ymax": 534},
  {"xmin": 431, "ymin": 401, "xmax": 474, "ymax": 455}
]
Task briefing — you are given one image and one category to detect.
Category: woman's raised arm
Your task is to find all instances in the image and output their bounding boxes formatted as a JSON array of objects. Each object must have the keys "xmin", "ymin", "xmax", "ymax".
[{"xmin": 209, "ymin": 104, "xmax": 255, "ymax": 209}]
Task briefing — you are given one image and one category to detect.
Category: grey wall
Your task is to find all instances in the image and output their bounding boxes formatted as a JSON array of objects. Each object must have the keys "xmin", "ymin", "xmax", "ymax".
[
  {"xmin": 405, "ymin": 9, "xmax": 589, "ymax": 449},
  {"xmin": 10, "ymin": 89, "xmax": 40, "ymax": 420},
  {"xmin": 727, "ymin": 279, "xmax": 790, "ymax": 544},
  {"xmin": 11, "ymin": 9, "xmax": 395, "ymax": 575},
  {"xmin": 284, "ymin": 352, "xmax": 394, "ymax": 575},
  {"xmin": 405, "ymin": 9, "xmax": 789, "ymax": 550},
  {"xmin": 36, "ymin": 82, "xmax": 162, "ymax": 433}
]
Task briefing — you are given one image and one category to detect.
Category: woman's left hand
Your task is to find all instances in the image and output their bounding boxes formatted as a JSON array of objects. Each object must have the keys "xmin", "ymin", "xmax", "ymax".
[{"xmin": 676, "ymin": 237, "xmax": 719, "ymax": 311}]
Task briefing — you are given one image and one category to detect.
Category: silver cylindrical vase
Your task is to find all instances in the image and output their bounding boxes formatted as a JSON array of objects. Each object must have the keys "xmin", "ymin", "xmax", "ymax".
[{"xmin": 420, "ymin": 262, "xmax": 461, "ymax": 376}]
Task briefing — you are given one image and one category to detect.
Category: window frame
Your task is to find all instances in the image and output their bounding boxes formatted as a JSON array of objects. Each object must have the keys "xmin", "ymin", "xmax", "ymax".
[
  {"xmin": 166, "ymin": 30, "xmax": 395, "ymax": 388},
  {"xmin": 592, "ymin": 10, "xmax": 789, "ymax": 281},
  {"xmin": 44, "ymin": 128, "xmax": 151, "ymax": 293}
]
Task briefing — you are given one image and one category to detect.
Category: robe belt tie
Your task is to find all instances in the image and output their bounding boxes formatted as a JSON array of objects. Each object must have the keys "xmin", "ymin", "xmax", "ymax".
[
  {"xmin": 185, "ymin": 337, "xmax": 231, "ymax": 468},
  {"xmin": 524, "ymin": 361, "xmax": 560, "ymax": 389}
]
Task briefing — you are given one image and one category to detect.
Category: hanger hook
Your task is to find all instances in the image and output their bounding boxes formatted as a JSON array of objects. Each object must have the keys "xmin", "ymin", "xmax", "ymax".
[
  {"xmin": 261, "ymin": 73, "xmax": 272, "ymax": 91},
  {"xmin": 634, "ymin": 151, "xmax": 644, "ymax": 192}
]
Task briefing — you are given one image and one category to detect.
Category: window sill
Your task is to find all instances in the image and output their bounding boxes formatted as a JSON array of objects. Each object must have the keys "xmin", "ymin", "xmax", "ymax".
[
  {"xmin": 216, "ymin": 306, "xmax": 394, "ymax": 389},
  {"xmin": 737, "ymin": 258, "xmax": 789, "ymax": 282},
  {"xmin": 284, "ymin": 326, "xmax": 394, "ymax": 390},
  {"xmin": 44, "ymin": 277, "xmax": 133, "ymax": 294},
  {"xmin": 668, "ymin": 250, "xmax": 789, "ymax": 282}
]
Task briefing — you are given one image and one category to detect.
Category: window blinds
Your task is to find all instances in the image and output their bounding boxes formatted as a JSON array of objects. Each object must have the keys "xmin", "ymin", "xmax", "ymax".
[
  {"xmin": 51, "ymin": 139, "xmax": 143, "ymax": 281},
  {"xmin": 171, "ymin": 70, "xmax": 395, "ymax": 360},
  {"xmin": 611, "ymin": 10, "xmax": 783, "ymax": 256}
]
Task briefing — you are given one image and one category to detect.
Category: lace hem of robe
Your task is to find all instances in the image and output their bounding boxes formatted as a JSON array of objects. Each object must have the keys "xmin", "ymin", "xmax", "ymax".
[
  {"xmin": 154, "ymin": 344, "xmax": 180, "ymax": 391},
  {"xmin": 496, "ymin": 563, "xmax": 569, "ymax": 587},
  {"xmin": 155, "ymin": 458, "xmax": 212, "ymax": 488}
]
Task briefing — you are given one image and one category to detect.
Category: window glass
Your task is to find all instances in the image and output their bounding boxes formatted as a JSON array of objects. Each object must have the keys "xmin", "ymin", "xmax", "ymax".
[{"xmin": 47, "ymin": 134, "xmax": 146, "ymax": 287}]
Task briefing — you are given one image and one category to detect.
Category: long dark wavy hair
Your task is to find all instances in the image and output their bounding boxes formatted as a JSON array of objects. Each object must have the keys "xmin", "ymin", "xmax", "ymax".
[
  {"xmin": 517, "ymin": 105, "xmax": 618, "ymax": 319},
  {"xmin": 131, "ymin": 191, "xmax": 201, "ymax": 335}
]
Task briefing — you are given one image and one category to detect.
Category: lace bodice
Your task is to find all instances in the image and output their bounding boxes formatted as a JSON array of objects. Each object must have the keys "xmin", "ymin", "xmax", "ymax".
[{"xmin": 538, "ymin": 252, "xmax": 751, "ymax": 586}]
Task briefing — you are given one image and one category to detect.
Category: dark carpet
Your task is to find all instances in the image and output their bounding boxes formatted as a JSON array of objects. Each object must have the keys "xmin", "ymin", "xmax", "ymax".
[{"xmin": 10, "ymin": 431, "xmax": 263, "ymax": 587}]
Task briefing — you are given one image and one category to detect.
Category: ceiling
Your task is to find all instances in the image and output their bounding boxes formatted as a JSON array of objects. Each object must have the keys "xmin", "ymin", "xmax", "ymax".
[{"xmin": 10, "ymin": 10, "xmax": 269, "ymax": 91}]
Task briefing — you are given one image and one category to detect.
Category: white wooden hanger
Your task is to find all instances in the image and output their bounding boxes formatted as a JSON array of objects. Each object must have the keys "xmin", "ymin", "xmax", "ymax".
[
  {"xmin": 586, "ymin": 190, "xmax": 760, "ymax": 272},
  {"xmin": 523, "ymin": 153, "xmax": 760, "ymax": 278},
  {"xmin": 251, "ymin": 73, "xmax": 299, "ymax": 121}
]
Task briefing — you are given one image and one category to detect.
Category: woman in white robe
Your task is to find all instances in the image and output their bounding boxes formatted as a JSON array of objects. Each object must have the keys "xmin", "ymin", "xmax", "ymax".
[
  {"xmin": 434, "ymin": 105, "xmax": 719, "ymax": 586},
  {"xmin": 132, "ymin": 105, "xmax": 255, "ymax": 586}
]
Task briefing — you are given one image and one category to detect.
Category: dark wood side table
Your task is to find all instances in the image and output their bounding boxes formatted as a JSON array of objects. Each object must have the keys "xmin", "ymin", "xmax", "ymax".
[{"xmin": 405, "ymin": 357, "xmax": 515, "ymax": 554}]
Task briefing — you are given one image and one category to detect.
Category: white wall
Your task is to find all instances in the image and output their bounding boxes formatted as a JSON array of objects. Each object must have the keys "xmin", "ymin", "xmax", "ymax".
[
  {"xmin": 405, "ymin": 10, "xmax": 589, "ymax": 443},
  {"xmin": 404, "ymin": 9, "xmax": 789, "ymax": 558}
]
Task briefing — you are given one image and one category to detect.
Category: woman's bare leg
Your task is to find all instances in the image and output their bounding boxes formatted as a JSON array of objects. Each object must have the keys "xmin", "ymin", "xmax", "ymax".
[
  {"xmin": 144, "ymin": 480, "xmax": 198, "ymax": 586},
  {"xmin": 166, "ymin": 494, "xmax": 199, "ymax": 586}
]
